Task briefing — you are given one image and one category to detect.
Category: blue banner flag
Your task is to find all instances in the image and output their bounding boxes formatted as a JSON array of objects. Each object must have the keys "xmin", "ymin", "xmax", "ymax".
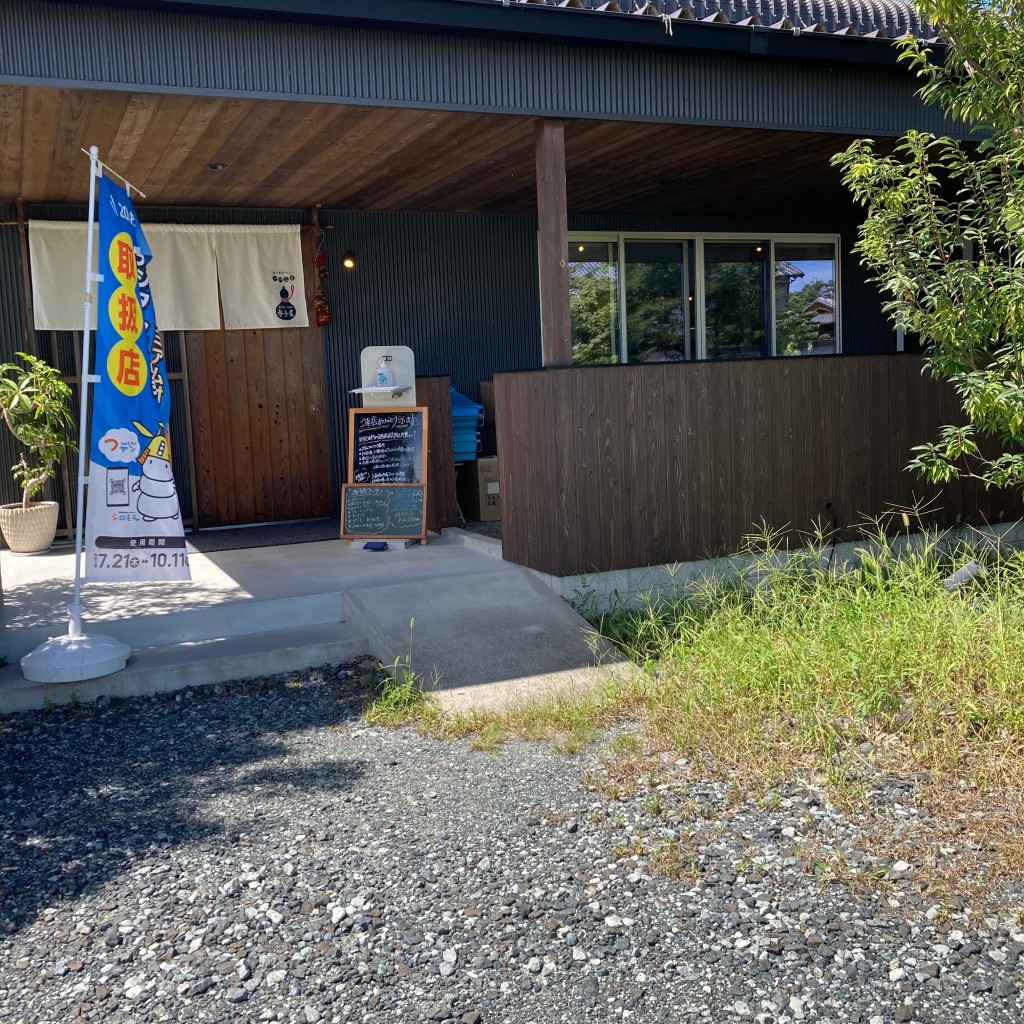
[{"xmin": 84, "ymin": 176, "xmax": 190, "ymax": 582}]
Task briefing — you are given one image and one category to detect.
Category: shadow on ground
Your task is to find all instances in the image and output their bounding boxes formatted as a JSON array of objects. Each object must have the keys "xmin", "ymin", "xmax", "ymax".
[
  {"xmin": 0, "ymin": 674, "xmax": 371, "ymax": 935},
  {"xmin": 0, "ymin": 564, "xmax": 248, "ymax": 630}
]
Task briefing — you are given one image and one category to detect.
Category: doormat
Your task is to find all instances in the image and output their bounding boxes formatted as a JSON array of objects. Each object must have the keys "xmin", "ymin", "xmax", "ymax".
[{"xmin": 186, "ymin": 518, "xmax": 340, "ymax": 554}]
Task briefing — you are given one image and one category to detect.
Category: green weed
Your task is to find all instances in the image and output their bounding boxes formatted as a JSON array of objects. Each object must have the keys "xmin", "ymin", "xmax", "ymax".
[{"xmin": 365, "ymin": 618, "xmax": 437, "ymax": 726}]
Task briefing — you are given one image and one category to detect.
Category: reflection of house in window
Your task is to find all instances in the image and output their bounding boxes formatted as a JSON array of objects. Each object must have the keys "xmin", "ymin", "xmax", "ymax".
[
  {"xmin": 774, "ymin": 241, "xmax": 838, "ymax": 356},
  {"xmin": 806, "ymin": 283, "xmax": 835, "ymax": 350}
]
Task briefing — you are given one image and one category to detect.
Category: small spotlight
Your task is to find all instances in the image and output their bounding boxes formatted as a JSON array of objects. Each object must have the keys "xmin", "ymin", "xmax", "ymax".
[
  {"xmin": 207, "ymin": 162, "xmax": 227, "ymax": 171},
  {"xmin": 755, "ymin": 245, "xmax": 763, "ymax": 253},
  {"xmin": 577, "ymin": 245, "xmax": 585, "ymax": 253},
  {"xmin": 342, "ymin": 251, "xmax": 357, "ymax": 270}
]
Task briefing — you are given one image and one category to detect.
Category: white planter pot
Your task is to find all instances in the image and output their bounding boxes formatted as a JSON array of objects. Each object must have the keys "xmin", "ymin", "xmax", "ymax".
[{"xmin": 0, "ymin": 501, "xmax": 60, "ymax": 554}]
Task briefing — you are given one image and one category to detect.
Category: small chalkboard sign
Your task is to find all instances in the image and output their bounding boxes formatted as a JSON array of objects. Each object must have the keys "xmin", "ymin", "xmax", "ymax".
[
  {"xmin": 341, "ymin": 484, "xmax": 427, "ymax": 540},
  {"xmin": 349, "ymin": 407, "xmax": 428, "ymax": 484}
]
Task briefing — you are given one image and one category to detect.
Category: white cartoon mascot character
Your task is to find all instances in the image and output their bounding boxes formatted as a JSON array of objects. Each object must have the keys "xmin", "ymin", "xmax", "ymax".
[{"xmin": 131, "ymin": 421, "xmax": 180, "ymax": 522}]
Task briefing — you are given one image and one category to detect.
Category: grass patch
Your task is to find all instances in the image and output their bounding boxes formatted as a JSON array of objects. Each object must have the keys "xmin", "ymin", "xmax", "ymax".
[
  {"xmin": 410, "ymin": 519, "xmax": 1024, "ymax": 894},
  {"xmin": 614, "ymin": 524, "xmax": 1024, "ymax": 780},
  {"xmin": 364, "ymin": 663, "xmax": 435, "ymax": 726}
]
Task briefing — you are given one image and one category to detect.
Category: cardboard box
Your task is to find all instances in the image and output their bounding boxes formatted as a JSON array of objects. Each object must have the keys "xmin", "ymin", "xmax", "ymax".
[
  {"xmin": 479, "ymin": 381, "xmax": 495, "ymax": 425},
  {"xmin": 458, "ymin": 456, "xmax": 501, "ymax": 522}
]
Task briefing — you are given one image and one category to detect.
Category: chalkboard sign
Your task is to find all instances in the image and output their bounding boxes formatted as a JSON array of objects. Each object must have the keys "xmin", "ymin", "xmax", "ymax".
[
  {"xmin": 349, "ymin": 408, "xmax": 428, "ymax": 484},
  {"xmin": 341, "ymin": 484, "xmax": 427, "ymax": 540}
]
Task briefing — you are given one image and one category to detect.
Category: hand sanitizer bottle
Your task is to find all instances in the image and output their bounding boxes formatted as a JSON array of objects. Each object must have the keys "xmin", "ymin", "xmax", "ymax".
[{"xmin": 376, "ymin": 355, "xmax": 395, "ymax": 388}]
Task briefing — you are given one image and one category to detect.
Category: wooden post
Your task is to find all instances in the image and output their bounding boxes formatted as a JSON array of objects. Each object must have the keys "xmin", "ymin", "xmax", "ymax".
[{"xmin": 534, "ymin": 119, "xmax": 571, "ymax": 367}]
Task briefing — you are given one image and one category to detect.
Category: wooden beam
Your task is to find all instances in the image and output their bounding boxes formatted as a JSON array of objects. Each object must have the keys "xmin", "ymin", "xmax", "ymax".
[{"xmin": 534, "ymin": 119, "xmax": 571, "ymax": 367}]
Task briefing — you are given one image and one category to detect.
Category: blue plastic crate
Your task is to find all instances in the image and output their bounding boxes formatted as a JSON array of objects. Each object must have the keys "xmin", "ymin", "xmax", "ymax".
[
  {"xmin": 451, "ymin": 389, "xmax": 483, "ymax": 421},
  {"xmin": 451, "ymin": 388, "xmax": 483, "ymax": 462}
]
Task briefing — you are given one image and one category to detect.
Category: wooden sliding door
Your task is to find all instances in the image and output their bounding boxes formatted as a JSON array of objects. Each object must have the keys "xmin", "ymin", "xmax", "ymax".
[{"xmin": 185, "ymin": 326, "xmax": 331, "ymax": 527}]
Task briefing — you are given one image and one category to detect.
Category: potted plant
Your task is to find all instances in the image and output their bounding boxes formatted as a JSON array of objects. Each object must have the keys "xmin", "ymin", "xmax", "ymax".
[{"xmin": 0, "ymin": 352, "xmax": 75, "ymax": 553}]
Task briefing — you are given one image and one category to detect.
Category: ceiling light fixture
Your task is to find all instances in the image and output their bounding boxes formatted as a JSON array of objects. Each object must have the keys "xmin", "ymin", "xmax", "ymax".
[{"xmin": 342, "ymin": 250, "xmax": 357, "ymax": 270}]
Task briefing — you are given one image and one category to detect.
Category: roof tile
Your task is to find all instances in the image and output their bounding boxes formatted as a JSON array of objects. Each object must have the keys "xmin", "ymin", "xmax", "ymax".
[{"xmin": 505, "ymin": 0, "xmax": 934, "ymax": 40}]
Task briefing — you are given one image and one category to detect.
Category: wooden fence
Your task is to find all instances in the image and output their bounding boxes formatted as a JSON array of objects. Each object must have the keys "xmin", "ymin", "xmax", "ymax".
[{"xmin": 494, "ymin": 355, "xmax": 1021, "ymax": 576}]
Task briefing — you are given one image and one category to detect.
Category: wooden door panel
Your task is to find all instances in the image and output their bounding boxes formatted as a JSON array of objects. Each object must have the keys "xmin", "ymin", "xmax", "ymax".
[{"xmin": 186, "ymin": 326, "xmax": 331, "ymax": 528}]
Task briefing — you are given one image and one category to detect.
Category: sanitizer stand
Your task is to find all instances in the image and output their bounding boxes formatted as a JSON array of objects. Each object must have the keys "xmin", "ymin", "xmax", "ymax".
[{"xmin": 351, "ymin": 346, "xmax": 417, "ymax": 409}]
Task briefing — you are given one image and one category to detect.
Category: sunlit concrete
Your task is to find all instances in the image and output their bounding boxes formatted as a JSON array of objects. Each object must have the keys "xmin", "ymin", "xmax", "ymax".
[{"xmin": 0, "ymin": 534, "xmax": 625, "ymax": 714}]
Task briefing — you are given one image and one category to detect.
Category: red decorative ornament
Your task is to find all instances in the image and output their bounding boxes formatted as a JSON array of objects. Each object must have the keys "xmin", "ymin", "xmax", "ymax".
[
  {"xmin": 314, "ymin": 287, "xmax": 333, "ymax": 327},
  {"xmin": 312, "ymin": 226, "xmax": 332, "ymax": 326}
]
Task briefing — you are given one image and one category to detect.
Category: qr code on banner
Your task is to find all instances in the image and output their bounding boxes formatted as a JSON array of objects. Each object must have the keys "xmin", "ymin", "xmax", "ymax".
[{"xmin": 106, "ymin": 467, "xmax": 130, "ymax": 507}]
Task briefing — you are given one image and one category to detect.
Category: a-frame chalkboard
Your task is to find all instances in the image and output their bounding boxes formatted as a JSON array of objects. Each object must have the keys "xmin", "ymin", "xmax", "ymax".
[
  {"xmin": 341, "ymin": 484, "xmax": 427, "ymax": 540},
  {"xmin": 348, "ymin": 407, "xmax": 429, "ymax": 484},
  {"xmin": 343, "ymin": 407, "xmax": 430, "ymax": 542}
]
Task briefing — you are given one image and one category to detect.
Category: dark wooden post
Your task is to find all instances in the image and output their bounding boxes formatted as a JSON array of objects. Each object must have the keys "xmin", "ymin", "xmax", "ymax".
[{"xmin": 534, "ymin": 119, "xmax": 571, "ymax": 367}]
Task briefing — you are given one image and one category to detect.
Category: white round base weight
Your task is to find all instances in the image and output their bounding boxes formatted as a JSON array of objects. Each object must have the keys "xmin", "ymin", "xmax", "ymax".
[{"xmin": 21, "ymin": 633, "xmax": 131, "ymax": 683}]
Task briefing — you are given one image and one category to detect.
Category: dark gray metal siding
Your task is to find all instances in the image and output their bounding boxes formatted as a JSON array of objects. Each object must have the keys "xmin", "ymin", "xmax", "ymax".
[
  {"xmin": 318, "ymin": 209, "xmax": 543, "ymax": 496},
  {"xmin": 2, "ymin": 0, "xmax": 964, "ymax": 138},
  {"xmin": 24, "ymin": 205, "xmax": 309, "ymax": 227},
  {"xmin": 0, "ymin": 207, "xmax": 30, "ymax": 508}
]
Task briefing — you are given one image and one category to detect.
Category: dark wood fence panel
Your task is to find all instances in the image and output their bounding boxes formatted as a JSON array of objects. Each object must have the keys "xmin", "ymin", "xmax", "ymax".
[
  {"xmin": 495, "ymin": 356, "xmax": 1024, "ymax": 576},
  {"xmin": 414, "ymin": 376, "xmax": 458, "ymax": 535}
]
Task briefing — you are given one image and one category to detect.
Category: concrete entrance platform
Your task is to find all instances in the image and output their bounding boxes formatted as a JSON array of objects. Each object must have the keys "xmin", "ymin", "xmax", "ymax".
[
  {"xmin": 347, "ymin": 567, "xmax": 621, "ymax": 712},
  {"xmin": 0, "ymin": 534, "xmax": 626, "ymax": 713}
]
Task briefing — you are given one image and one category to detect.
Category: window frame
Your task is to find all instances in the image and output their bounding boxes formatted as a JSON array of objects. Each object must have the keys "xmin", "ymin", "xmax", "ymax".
[{"xmin": 565, "ymin": 231, "xmax": 843, "ymax": 363}]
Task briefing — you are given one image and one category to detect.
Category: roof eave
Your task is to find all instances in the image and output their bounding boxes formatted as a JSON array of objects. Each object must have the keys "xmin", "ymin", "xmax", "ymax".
[{"xmin": 56, "ymin": 0, "xmax": 927, "ymax": 67}]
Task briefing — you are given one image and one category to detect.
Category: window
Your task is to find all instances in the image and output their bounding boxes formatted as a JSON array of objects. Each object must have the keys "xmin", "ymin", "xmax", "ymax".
[
  {"xmin": 703, "ymin": 240, "xmax": 769, "ymax": 361},
  {"xmin": 566, "ymin": 233, "xmax": 840, "ymax": 365},
  {"xmin": 569, "ymin": 240, "xmax": 619, "ymax": 365},
  {"xmin": 773, "ymin": 241, "xmax": 837, "ymax": 356},
  {"xmin": 624, "ymin": 241, "xmax": 695, "ymax": 363}
]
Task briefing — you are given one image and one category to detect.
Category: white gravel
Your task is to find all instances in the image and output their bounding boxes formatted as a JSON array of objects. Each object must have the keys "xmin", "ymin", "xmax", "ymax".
[{"xmin": 1, "ymin": 661, "xmax": 1022, "ymax": 1024}]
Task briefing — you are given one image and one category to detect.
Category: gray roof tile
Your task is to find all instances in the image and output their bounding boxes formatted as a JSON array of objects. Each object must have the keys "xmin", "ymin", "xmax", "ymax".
[{"xmin": 504, "ymin": 0, "xmax": 934, "ymax": 40}]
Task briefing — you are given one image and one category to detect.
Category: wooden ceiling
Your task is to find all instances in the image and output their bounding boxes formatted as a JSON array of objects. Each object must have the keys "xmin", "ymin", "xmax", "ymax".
[{"xmin": 1, "ymin": 85, "xmax": 859, "ymax": 215}]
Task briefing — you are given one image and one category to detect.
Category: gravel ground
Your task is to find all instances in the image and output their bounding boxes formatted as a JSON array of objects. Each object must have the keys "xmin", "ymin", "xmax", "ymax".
[
  {"xmin": 2, "ymin": 660, "xmax": 1023, "ymax": 1024},
  {"xmin": 457, "ymin": 520, "xmax": 502, "ymax": 542}
]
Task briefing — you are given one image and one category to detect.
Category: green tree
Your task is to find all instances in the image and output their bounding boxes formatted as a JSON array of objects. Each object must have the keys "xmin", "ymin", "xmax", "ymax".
[
  {"xmin": 776, "ymin": 279, "xmax": 830, "ymax": 355},
  {"xmin": 833, "ymin": 0, "xmax": 1024, "ymax": 490},
  {"xmin": 704, "ymin": 260, "xmax": 764, "ymax": 359},
  {"xmin": 570, "ymin": 261, "xmax": 619, "ymax": 365},
  {"xmin": 625, "ymin": 261, "xmax": 688, "ymax": 362}
]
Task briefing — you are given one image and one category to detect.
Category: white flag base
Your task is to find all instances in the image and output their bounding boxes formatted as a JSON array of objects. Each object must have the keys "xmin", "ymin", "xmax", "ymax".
[{"xmin": 21, "ymin": 633, "xmax": 131, "ymax": 684}]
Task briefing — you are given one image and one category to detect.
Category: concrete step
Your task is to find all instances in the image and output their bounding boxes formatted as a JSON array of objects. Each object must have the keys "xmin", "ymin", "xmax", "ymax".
[
  {"xmin": 3, "ymin": 591, "xmax": 348, "ymax": 662},
  {"xmin": 342, "ymin": 563, "xmax": 630, "ymax": 712},
  {"xmin": 440, "ymin": 527, "xmax": 504, "ymax": 560},
  {"xmin": 0, "ymin": 622, "xmax": 369, "ymax": 714}
]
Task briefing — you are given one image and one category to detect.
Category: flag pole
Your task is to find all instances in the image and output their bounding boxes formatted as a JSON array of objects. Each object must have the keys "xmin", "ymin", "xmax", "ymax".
[
  {"xmin": 78, "ymin": 148, "xmax": 147, "ymax": 200},
  {"xmin": 67, "ymin": 145, "xmax": 101, "ymax": 638},
  {"xmin": 19, "ymin": 146, "xmax": 131, "ymax": 685}
]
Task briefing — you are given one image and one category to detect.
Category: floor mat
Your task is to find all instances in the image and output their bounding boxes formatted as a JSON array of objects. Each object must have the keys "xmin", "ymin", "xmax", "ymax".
[{"xmin": 186, "ymin": 518, "xmax": 340, "ymax": 553}]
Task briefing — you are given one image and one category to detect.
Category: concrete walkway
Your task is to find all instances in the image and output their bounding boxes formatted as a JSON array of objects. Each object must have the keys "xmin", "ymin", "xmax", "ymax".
[{"xmin": 0, "ymin": 532, "xmax": 626, "ymax": 713}]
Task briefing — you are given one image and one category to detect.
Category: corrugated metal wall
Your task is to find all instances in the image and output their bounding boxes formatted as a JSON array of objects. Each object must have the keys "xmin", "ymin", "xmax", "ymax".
[
  {"xmin": 3, "ymin": 0, "xmax": 964, "ymax": 138},
  {"xmin": 318, "ymin": 209, "xmax": 543, "ymax": 492},
  {"xmin": 0, "ymin": 206, "xmax": 31, "ymax": 509}
]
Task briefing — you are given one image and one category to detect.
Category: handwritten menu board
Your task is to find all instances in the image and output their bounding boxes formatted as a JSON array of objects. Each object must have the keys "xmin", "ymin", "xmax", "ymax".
[
  {"xmin": 348, "ymin": 408, "xmax": 428, "ymax": 484},
  {"xmin": 341, "ymin": 484, "xmax": 426, "ymax": 539}
]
